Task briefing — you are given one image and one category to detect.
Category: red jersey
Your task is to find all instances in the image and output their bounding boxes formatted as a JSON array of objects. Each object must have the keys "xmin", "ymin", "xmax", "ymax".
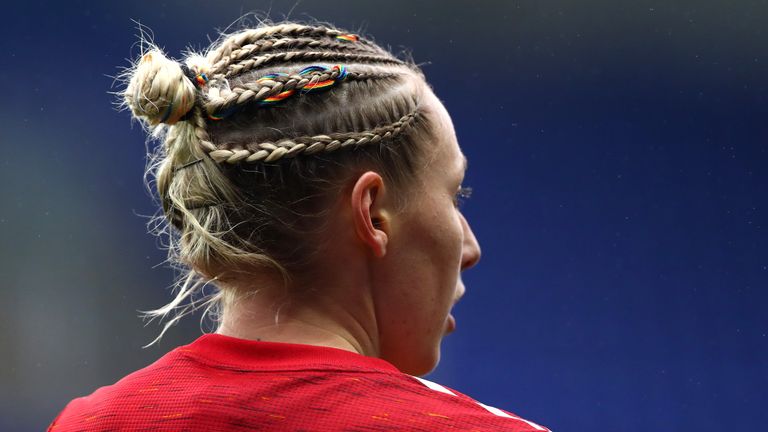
[{"xmin": 48, "ymin": 333, "xmax": 549, "ymax": 431}]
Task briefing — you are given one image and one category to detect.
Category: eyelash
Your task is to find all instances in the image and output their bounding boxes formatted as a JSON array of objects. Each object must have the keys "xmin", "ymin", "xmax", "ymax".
[{"xmin": 454, "ymin": 186, "xmax": 473, "ymax": 208}]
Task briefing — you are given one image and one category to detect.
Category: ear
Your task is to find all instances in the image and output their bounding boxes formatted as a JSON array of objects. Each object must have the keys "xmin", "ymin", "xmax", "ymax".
[{"xmin": 350, "ymin": 171, "xmax": 390, "ymax": 258}]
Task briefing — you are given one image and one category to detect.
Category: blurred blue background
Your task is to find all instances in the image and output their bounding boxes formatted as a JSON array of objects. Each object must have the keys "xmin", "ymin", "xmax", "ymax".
[{"xmin": 1, "ymin": 0, "xmax": 766, "ymax": 431}]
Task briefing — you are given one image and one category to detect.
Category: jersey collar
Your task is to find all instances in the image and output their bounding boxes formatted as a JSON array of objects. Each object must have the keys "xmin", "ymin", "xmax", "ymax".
[{"xmin": 179, "ymin": 333, "xmax": 402, "ymax": 374}]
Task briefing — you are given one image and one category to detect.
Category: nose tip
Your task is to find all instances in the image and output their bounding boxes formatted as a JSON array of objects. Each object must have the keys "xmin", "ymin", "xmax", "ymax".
[
  {"xmin": 462, "ymin": 238, "xmax": 481, "ymax": 271},
  {"xmin": 460, "ymin": 213, "xmax": 481, "ymax": 271}
]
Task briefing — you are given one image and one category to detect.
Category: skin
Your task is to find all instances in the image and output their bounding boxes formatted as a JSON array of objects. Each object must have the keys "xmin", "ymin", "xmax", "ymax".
[{"xmin": 217, "ymin": 84, "xmax": 482, "ymax": 376}]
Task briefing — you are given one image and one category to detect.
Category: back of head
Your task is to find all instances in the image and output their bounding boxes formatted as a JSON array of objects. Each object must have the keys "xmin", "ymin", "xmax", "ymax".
[{"xmin": 121, "ymin": 21, "xmax": 437, "ymax": 340}]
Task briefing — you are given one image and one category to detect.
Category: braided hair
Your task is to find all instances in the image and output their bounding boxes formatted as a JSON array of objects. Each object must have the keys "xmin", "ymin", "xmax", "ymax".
[{"xmin": 122, "ymin": 21, "xmax": 434, "ymax": 343}]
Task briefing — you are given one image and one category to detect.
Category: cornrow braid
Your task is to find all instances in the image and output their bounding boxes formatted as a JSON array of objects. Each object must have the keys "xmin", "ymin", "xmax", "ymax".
[
  {"xmin": 209, "ymin": 36, "xmax": 385, "ymax": 76},
  {"xmin": 205, "ymin": 69, "xmax": 403, "ymax": 119},
  {"xmin": 208, "ymin": 109, "xmax": 420, "ymax": 164},
  {"xmin": 222, "ymin": 51, "xmax": 405, "ymax": 78},
  {"xmin": 188, "ymin": 107, "xmax": 217, "ymax": 154},
  {"xmin": 209, "ymin": 23, "xmax": 378, "ymax": 65}
]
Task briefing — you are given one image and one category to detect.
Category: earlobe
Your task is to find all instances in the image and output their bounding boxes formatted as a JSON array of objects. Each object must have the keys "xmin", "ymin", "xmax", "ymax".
[{"xmin": 351, "ymin": 172, "xmax": 390, "ymax": 258}]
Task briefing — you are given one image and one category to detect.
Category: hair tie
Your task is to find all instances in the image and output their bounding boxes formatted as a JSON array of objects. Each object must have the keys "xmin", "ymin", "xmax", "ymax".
[
  {"xmin": 181, "ymin": 64, "xmax": 209, "ymax": 88},
  {"xmin": 208, "ymin": 107, "xmax": 237, "ymax": 121},
  {"xmin": 258, "ymin": 73, "xmax": 296, "ymax": 106},
  {"xmin": 299, "ymin": 65, "xmax": 348, "ymax": 93},
  {"xmin": 333, "ymin": 65, "xmax": 348, "ymax": 81},
  {"xmin": 158, "ymin": 102, "xmax": 174, "ymax": 123},
  {"xmin": 194, "ymin": 72, "xmax": 209, "ymax": 87},
  {"xmin": 299, "ymin": 66, "xmax": 333, "ymax": 92},
  {"xmin": 336, "ymin": 34, "xmax": 359, "ymax": 42}
]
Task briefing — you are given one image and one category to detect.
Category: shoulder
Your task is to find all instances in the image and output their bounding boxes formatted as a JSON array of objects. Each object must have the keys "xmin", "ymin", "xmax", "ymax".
[
  {"xmin": 339, "ymin": 372, "xmax": 550, "ymax": 431},
  {"xmin": 47, "ymin": 338, "xmax": 550, "ymax": 431},
  {"xmin": 398, "ymin": 375, "xmax": 551, "ymax": 431},
  {"xmin": 47, "ymin": 347, "xmax": 194, "ymax": 431}
]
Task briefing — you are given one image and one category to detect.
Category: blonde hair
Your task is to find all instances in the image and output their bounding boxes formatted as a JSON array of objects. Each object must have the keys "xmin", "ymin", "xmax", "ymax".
[{"xmin": 121, "ymin": 20, "xmax": 435, "ymax": 345}]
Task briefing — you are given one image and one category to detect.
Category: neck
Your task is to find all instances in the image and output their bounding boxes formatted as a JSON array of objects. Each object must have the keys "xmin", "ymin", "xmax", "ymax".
[{"xmin": 215, "ymin": 282, "xmax": 379, "ymax": 358}]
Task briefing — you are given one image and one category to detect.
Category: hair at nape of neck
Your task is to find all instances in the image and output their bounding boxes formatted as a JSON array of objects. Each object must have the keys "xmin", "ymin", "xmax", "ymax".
[{"xmin": 120, "ymin": 21, "xmax": 434, "ymax": 345}]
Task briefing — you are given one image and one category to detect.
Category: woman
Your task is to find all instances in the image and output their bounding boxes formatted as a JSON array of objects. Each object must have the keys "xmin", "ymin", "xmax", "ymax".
[{"xmin": 48, "ymin": 21, "xmax": 549, "ymax": 431}]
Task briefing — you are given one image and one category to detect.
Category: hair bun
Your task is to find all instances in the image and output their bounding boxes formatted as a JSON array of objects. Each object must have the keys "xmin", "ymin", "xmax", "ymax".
[{"xmin": 124, "ymin": 49, "xmax": 197, "ymax": 125}]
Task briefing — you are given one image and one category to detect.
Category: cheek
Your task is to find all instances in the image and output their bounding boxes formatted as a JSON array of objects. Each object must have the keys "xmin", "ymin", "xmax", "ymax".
[
  {"xmin": 424, "ymin": 201, "xmax": 464, "ymax": 259},
  {"xmin": 411, "ymin": 214, "xmax": 462, "ymax": 271},
  {"xmin": 414, "ymin": 208, "xmax": 465, "ymax": 307},
  {"xmin": 387, "ymin": 211, "xmax": 461, "ymax": 295},
  {"xmin": 386, "ymin": 200, "xmax": 465, "ymax": 298},
  {"xmin": 433, "ymin": 208, "xmax": 465, "ymax": 266},
  {"xmin": 373, "ymin": 207, "xmax": 464, "ymax": 374}
]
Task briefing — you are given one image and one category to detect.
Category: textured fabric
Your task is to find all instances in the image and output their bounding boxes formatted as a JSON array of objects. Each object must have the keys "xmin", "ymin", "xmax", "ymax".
[{"xmin": 49, "ymin": 334, "xmax": 549, "ymax": 431}]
